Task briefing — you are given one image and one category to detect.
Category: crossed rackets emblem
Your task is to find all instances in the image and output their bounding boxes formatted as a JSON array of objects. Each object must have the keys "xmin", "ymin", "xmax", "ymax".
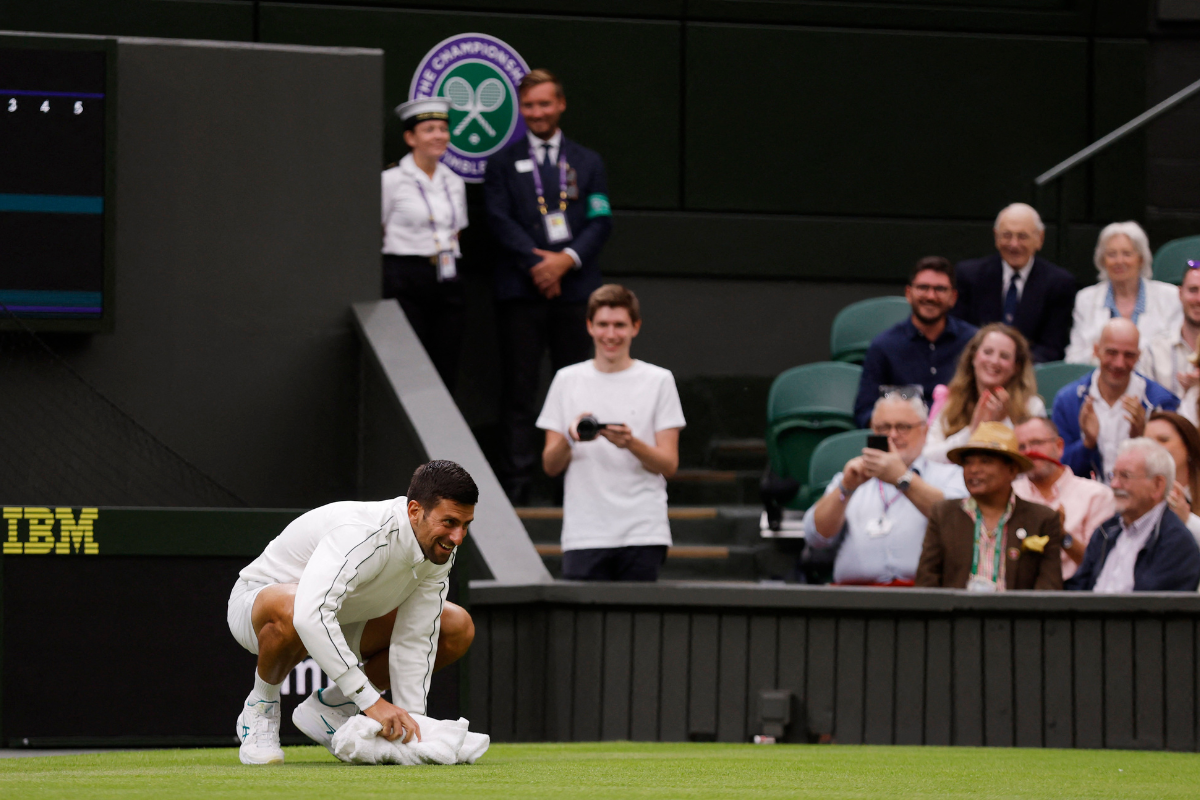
[{"xmin": 443, "ymin": 76, "xmax": 505, "ymax": 137}]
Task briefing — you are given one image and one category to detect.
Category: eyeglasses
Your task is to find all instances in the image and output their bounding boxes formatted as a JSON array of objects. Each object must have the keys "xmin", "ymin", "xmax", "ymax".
[
  {"xmin": 910, "ymin": 283, "xmax": 951, "ymax": 295},
  {"xmin": 880, "ymin": 385, "xmax": 924, "ymax": 401},
  {"xmin": 874, "ymin": 422, "xmax": 920, "ymax": 435}
]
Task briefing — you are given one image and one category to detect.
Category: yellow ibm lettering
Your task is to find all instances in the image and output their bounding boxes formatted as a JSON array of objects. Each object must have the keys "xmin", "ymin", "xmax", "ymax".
[
  {"xmin": 3, "ymin": 507, "xmax": 21, "ymax": 555},
  {"xmin": 24, "ymin": 507, "xmax": 56, "ymax": 555},
  {"xmin": 55, "ymin": 507, "xmax": 98, "ymax": 555}
]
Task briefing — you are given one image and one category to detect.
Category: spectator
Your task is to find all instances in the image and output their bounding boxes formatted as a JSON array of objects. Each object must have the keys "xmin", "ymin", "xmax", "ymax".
[
  {"xmin": 537, "ymin": 285, "xmax": 684, "ymax": 582},
  {"xmin": 952, "ymin": 203, "xmax": 1076, "ymax": 362},
  {"xmin": 1052, "ymin": 318, "xmax": 1179, "ymax": 482},
  {"xmin": 923, "ymin": 323, "xmax": 1044, "ymax": 463},
  {"xmin": 1146, "ymin": 411, "xmax": 1200, "ymax": 544},
  {"xmin": 854, "ymin": 257, "xmax": 978, "ymax": 427},
  {"xmin": 1066, "ymin": 438, "xmax": 1200, "ymax": 592},
  {"xmin": 1142, "ymin": 265, "xmax": 1200, "ymax": 426},
  {"xmin": 804, "ymin": 394, "xmax": 967, "ymax": 586},
  {"xmin": 1012, "ymin": 416, "xmax": 1115, "ymax": 581},
  {"xmin": 1065, "ymin": 221, "xmax": 1181, "ymax": 366},
  {"xmin": 484, "ymin": 69, "xmax": 613, "ymax": 504},
  {"xmin": 381, "ymin": 98, "xmax": 469, "ymax": 392},
  {"xmin": 916, "ymin": 422, "xmax": 1063, "ymax": 590}
]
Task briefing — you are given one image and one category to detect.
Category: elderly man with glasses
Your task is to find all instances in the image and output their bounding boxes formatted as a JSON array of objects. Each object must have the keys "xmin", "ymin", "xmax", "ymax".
[
  {"xmin": 805, "ymin": 392, "xmax": 967, "ymax": 586},
  {"xmin": 1066, "ymin": 437, "xmax": 1200, "ymax": 592}
]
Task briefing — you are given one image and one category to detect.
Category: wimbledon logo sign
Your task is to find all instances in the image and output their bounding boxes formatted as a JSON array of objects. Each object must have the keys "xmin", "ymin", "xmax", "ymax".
[{"xmin": 408, "ymin": 33, "xmax": 530, "ymax": 183}]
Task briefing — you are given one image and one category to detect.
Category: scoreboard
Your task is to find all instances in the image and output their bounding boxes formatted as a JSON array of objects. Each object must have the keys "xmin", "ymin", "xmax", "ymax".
[{"xmin": 0, "ymin": 38, "xmax": 115, "ymax": 331}]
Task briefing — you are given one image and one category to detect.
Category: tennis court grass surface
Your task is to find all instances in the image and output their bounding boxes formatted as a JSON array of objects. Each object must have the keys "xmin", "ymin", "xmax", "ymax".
[{"xmin": 3, "ymin": 741, "xmax": 1199, "ymax": 799}]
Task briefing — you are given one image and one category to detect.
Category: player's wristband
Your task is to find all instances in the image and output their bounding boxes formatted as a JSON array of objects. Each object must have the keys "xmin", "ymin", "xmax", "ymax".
[{"xmin": 335, "ymin": 669, "xmax": 381, "ymax": 711}]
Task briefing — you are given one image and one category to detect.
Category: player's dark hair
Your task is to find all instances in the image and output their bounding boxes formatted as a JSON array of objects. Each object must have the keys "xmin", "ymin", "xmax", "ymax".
[
  {"xmin": 408, "ymin": 460, "xmax": 479, "ymax": 509},
  {"xmin": 908, "ymin": 255, "xmax": 956, "ymax": 290}
]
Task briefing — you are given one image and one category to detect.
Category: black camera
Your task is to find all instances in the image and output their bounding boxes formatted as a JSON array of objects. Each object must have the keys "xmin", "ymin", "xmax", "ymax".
[{"xmin": 576, "ymin": 415, "xmax": 616, "ymax": 442}]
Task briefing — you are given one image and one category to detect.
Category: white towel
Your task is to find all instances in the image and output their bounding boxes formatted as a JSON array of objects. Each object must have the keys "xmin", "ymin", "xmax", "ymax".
[{"xmin": 330, "ymin": 714, "xmax": 490, "ymax": 766}]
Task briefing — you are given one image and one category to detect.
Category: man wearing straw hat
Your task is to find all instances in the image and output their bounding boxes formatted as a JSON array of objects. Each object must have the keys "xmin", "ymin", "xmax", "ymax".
[{"xmin": 916, "ymin": 421, "xmax": 1064, "ymax": 590}]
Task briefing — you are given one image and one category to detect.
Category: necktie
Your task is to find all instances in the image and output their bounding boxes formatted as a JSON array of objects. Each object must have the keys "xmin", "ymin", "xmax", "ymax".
[
  {"xmin": 541, "ymin": 143, "xmax": 552, "ymax": 165},
  {"xmin": 1004, "ymin": 274, "xmax": 1019, "ymax": 325}
]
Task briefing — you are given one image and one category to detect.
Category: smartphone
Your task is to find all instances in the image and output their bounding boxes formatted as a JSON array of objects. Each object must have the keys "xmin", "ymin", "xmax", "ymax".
[{"xmin": 866, "ymin": 434, "xmax": 889, "ymax": 452}]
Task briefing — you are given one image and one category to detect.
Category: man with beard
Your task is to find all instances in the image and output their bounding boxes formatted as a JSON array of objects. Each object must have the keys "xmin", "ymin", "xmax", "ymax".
[
  {"xmin": 1142, "ymin": 265, "xmax": 1200, "ymax": 425},
  {"xmin": 854, "ymin": 257, "xmax": 978, "ymax": 427},
  {"xmin": 1066, "ymin": 437, "xmax": 1200, "ymax": 592}
]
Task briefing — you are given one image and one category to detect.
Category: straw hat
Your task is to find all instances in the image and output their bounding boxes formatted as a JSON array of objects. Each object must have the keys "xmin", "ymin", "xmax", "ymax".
[{"xmin": 946, "ymin": 421, "xmax": 1034, "ymax": 472}]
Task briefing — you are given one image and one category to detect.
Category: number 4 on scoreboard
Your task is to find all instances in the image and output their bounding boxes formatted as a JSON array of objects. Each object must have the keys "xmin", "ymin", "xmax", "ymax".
[{"xmin": 40, "ymin": 99, "xmax": 49, "ymax": 112}]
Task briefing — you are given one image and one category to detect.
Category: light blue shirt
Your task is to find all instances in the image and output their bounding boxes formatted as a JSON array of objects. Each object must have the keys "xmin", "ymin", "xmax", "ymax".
[{"xmin": 803, "ymin": 456, "xmax": 968, "ymax": 584}]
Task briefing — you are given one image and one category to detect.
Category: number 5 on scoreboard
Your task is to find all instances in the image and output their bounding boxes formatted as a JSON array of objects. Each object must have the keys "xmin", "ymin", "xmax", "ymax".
[{"xmin": 74, "ymin": 101, "xmax": 83, "ymax": 115}]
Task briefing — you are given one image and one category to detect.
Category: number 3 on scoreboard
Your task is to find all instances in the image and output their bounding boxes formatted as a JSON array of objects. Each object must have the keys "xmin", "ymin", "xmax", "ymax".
[{"xmin": 7, "ymin": 98, "xmax": 14, "ymax": 112}]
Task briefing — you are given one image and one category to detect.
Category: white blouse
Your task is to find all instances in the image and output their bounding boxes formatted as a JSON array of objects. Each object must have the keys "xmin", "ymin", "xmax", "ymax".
[
  {"xmin": 922, "ymin": 394, "xmax": 1047, "ymax": 464},
  {"xmin": 381, "ymin": 154, "xmax": 468, "ymax": 257},
  {"xmin": 1064, "ymin": 278, "xmax": 1182, "ymax": 366}
]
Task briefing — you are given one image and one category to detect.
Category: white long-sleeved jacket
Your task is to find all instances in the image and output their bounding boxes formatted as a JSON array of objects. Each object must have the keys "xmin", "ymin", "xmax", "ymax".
[{"xmin": 239, "ymin": 497, "xmax": 451, "ymax": 713}]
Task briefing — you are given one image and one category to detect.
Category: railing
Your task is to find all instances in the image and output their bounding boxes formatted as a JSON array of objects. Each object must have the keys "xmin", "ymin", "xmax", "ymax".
[{"xmin": 1034, "ymin": 75, "xmax": 1200, "ymax": 265}]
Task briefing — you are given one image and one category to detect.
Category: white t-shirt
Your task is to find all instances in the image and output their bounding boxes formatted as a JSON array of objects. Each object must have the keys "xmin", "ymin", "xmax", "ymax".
[{"xmin": 536, "ymin": 360, "xmax": 687, "ymax": 551}]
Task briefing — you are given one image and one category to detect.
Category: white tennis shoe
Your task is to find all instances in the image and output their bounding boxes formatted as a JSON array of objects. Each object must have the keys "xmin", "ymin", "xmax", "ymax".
[
  {"xmin": 237, "ymin": 697, "xmax": 285, "ymax": 765},
  {"xmin": 292, "ymin": 688, "xmax": 357, "ymax": 754}
]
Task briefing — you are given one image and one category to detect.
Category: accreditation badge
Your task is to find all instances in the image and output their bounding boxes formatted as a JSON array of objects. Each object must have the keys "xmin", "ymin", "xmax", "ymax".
[
  {"xmin": 543, "ymin": 211, "xmax": 573, "ymax": 244},
  {"xmin": 865, "ymin": 516, "xmax": 892, "ymax": 538},
  {"xmin": 437, "ymin": 251, "xmax": 457, "ymax": 282}
]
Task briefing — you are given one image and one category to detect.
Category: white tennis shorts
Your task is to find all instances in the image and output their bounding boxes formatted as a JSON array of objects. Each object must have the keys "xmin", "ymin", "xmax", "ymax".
[{"xmin": 227, "ymin": 577, "xmax": 366, "ymax": 659}]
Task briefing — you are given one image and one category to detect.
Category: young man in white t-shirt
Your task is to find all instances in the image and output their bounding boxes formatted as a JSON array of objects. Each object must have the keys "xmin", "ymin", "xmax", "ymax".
[{"xmin": 537, "ymin": 284, "xmax": 686, "ymax": 580}]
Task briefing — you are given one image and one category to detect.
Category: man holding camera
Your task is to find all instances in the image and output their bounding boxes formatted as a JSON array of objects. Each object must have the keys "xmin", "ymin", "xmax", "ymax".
[
  {"xmin": 537, "ymin": 284, "xmax": 685, "ymax": 581},
  {"xmin": 804, "ymin": 392, "xmax": 967, "ymax": 585}
]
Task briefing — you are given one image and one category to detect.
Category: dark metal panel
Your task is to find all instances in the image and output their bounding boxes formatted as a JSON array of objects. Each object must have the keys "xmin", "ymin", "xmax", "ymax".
[
  {"xmin": 659, "ymin": 613, "xmax": 690, "ymax": 742},
  {"xmin": 983, "ymin": 617, "xmax": 1014, "ymax": 747},
  {"xmin": 688, "ymin": 614, "xmax": 720, "ymax": 740},
  {"xmin": 924, "ymin": 618, "xmax": 952, "ymax": 746},
  {"xmin": 469, "ymin": 608, "xmax": 490, "ymax": 735},
  {"xmin": 1074, "ymin": 617, "xmax": 1105, "ymax": 750},
  {"xmin": 747, "ymin": 615, "xmax": 778, "ymax": 741},
  {"xmin": 514, "ymin": 608, "xmax": 547, "ymax": 742},
  {"xmin": 863, "ymin": 617, "xmax": 896, "ymax": 745},
  {"xmin": 601, "ymin": 611, "xmax": 633, "ymax": 741},
  {"xmin": 1163, "ymin": 618, "xmax": 1194, "ymax": 752},
  {"xmin": 1104, "ymin": 618, "xmax": 1135, "ymax": 750},
  {"xmin": 488, "ymin": 608, "xmax": 516, "ymax": 742},
  {"xmin": 834, "ymin": 617, "xmax": 866, "ymax": 744},
  {"xmin": 718, "ymin": 615, "xmax": 749, "ymax": 742},
  {"xmin": 777, "ymin": 615, "xmax": 807, "ymax": 742},
  {"xmin": 572, "ymin": 610, "xmax": 604, "ymax": 741},
  {"xmin": 893, "ymin": 618, "xmax": 925, "ymax": 745},
  {"xmin": 629, "ymin": 612, "xmax": 662, "ymax": 741},
  {"xmin": 1043, "ymin": 616, "xmax": 1073, "ymax": 749},
  {"xmin": 953, "ymin": 616, "xmax": 984, "ymax": 746},
  {"xmin": 1134, "ymin": 618, "xmax": 1164, "ymax": 750},
  {"xmin": 806, "ymin": 616, "xmax": 837, "ymax": 740},
  {"xmin": 1013, "ymin": 618, "xmax": 1043, "ymax": 748},
  {"xmin": 546, "ymin": 609, "xmax": 575, "ymax": 742}
]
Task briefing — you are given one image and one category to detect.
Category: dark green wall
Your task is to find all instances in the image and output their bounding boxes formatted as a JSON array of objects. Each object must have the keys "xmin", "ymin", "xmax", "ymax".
[{"xmin": 0, "ymin": 0, "xmax": 1152, "ymax": 283}]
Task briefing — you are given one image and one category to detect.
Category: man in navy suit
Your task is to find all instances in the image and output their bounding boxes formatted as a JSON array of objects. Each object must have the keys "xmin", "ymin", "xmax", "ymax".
[
  {"xmin": 952, "ymin": 203, "xmax": 1076, "ymax": 363},
  {"xmin": 484, "ymin": 68, "xmax": 613, "ymax": 504}
]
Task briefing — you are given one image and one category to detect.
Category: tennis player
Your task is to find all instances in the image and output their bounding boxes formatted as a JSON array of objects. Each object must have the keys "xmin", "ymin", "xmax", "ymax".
[{"xmin": 226, "ymin": 460, "xmax": 477, "ymax": 765}]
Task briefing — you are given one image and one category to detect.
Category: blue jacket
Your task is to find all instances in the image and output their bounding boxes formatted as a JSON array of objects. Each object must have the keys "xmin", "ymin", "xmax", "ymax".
[
  {"xmin": 1050, "ymin": 370, "xmax": 1179, "ymax": 480},
  {"xmin": 1066, "ymin": 508, "xmax": 1200, "ymax": 592},
  {"xmin": 483, "ymin": 135, "xmax": 612, "ymax": 303}
]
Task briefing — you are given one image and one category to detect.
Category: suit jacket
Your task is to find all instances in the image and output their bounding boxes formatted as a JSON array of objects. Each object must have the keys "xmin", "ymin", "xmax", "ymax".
[
  {"xmin": 915, "ymin": 495, "xmax": 1064, "ymax": 590},
  {"xmin": 483, "ymin": 134, "xmax": 612, "ymax": 303},
  {"xmin": 952, "ymin": 254, "xmax": 1076, "ymax": 363},
  {"xmin": 1065, "ymin": 508, "xmax": 1200, "ymax": 592}
]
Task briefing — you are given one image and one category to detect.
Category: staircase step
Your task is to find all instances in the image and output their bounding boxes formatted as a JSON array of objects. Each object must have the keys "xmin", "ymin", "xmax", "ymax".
[
  {"xmin": 516, "ymin": 505, "xmax": 764, "ymax": 547},
  {"xmin": 707, "ymin": 437, "xmax": 768, "ymax": 470},
  {"xmin": 668, "ymin": 469, "xmax": 760, "ymax": 505}
]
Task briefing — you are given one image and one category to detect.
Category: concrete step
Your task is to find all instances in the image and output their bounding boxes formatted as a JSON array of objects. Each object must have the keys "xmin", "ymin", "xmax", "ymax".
[
  {"xmin": 667, "ymin": 469, "xmax": 760, "ymax": 505},
  {"xmin": 534, "ymin": 545, "xmax": 759, "ymax": 581},
  {"xmin": 706, "ymin": 437, "xmax": 768, "ymax": 471},
  {"xmin": 515, "ymin": 505, "xmax": 763, "ymax": 547}
]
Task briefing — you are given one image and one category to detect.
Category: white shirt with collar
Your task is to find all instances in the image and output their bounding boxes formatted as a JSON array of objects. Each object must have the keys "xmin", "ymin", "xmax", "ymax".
[
  {"xmin": 1142, "ymin": 326, "xmax": 1197, "ymax": 405},
  {"xmin": 803, "ymin": 456, "xmax": 968, "ymax": 584},
  {"xmin": 1088, "ymin": 370, "xmax": 1149, "ymax": 484},
  {"xmin": 381, "ymin": 154, "xmax": 468, "ymax": 257},
  {"xmin": 1001, "ymin": 258, "xmax": 1035, "ymax": 303},
  {"xmin": 1093, "ymin": 500, "xmax": 1167, "ymax": 593},
  {"xmin": 524, "ymin": 128, "xmax": 580, "ymax": 268},
  {"xmin": 1064, "ymin": 278, "xmax": 1183, "ymax": 366}
]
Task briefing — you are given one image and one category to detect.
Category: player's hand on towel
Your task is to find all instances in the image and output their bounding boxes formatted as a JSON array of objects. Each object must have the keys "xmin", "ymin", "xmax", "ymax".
[{"xmin": 365, "ymin": 698, "xmax": 422, "ymax": 743}]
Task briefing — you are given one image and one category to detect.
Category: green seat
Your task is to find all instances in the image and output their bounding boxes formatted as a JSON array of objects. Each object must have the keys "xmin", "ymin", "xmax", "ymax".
[
  {"xmin": 829, "ymin": 296, "xmax": 911, "ymax": 364},
  {"xmin": 799, "ymin": 429, "xmax": 870, "ymax": 508},
  {"xmin": 1152, "ymin": 235, "xmax": 1200, "ymax": 285},
  {"xmin": 766, "ymin": 362, "xmax": 861, "ymax": 509},
  {"xmin": 1034, "ymin": 361, "xmax": 1093, "ymax": 405}
]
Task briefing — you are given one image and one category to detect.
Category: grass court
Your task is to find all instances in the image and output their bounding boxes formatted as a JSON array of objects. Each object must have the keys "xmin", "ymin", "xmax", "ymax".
[{"xmin": 3, "ymin": 741, "xmax": 1199, "ymax": 799}]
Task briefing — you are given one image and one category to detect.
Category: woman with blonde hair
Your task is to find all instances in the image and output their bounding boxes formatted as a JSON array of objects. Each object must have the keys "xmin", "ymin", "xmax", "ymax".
[
  {"xmin": 1064, "ymin": 221, "xmax": 1181, "ymax": 364},
  {"xmin": 923, "ymin": 323, "xmax": 1045, "ymax": 462}
]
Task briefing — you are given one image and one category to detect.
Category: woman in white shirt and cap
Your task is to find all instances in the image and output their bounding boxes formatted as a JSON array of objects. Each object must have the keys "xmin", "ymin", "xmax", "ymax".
[
  {"xmin": 1064, "ymin": 221, "xmax": 1182, "ymax": 366},
  {"xmin": 382, "ymin": 98, "xmax": 469, "ymax": 392}
]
